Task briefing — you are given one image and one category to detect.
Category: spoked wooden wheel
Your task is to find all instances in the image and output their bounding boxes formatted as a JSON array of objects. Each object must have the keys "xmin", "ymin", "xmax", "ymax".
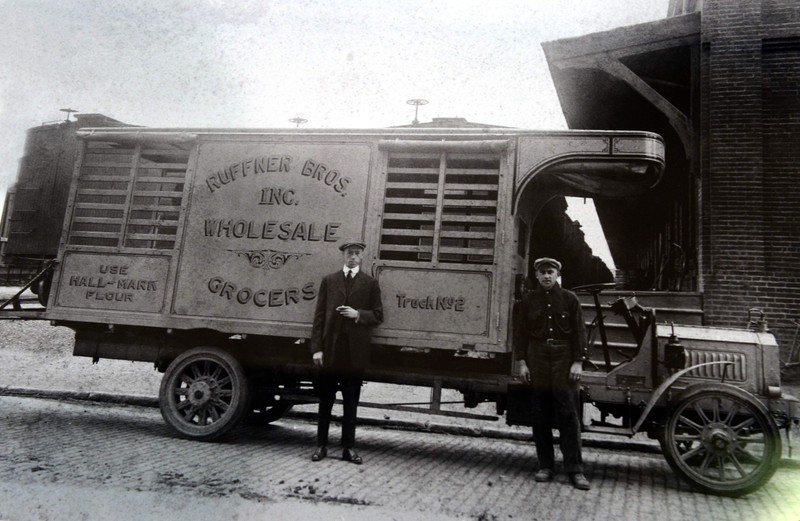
[
  {"xmin": 159, "ymin": 347, "xmax": 250, "ymax": 441},
  {"xmin": 245, "ymin": 380, "xmax": 297, "ymax": 425},
  {"xmin": 245, "ymin": 401, "xmax": 294, "ymax": 425},
  {"xmin": 659, "ymin": 384, "xmax": 781, "ymax": 496}
]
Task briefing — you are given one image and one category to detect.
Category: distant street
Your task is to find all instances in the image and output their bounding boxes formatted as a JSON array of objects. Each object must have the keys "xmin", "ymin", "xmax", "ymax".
[{"xmin": 1, "ymin": 394, "xmax": 799, "ymax": 521}]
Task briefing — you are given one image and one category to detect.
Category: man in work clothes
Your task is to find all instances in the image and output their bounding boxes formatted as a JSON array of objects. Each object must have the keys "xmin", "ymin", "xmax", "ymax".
[
  {"xmin": 516, "ymin": 257, "xmax": 590, "ymax": 490},
  {"xmin": 310, "ymin": 239, "xmax": 383, "ymax": 465}
]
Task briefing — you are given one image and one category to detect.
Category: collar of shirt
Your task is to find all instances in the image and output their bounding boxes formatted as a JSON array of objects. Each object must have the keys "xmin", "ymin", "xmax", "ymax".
[{"xmin": 342, "ymin": 266, "xmax": 360, "ymax": 276}]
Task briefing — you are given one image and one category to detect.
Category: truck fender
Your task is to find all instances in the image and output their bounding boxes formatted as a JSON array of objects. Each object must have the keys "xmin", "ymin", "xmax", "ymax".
[{"xmin": 631, "ymin": 361, "xmax": 734, "ymax": 434}]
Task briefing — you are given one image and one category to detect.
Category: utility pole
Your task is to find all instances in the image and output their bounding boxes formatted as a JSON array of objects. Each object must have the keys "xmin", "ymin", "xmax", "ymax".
[
  {"xmin": 60, "ymin": 108, "xmax": 78, "ymax": 122},
  {"xmin": 289, "ymin": 116, "xmax": 308, "ymax": 128},
  {"xmin": 406, "ymin": 99, "xmax": 428, "ymax": 125}
]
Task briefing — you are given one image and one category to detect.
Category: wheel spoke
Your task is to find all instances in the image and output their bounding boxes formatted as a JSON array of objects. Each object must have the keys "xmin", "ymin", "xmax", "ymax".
[
  {"xmin": 213, "ymin": 397, "xmax": 230, "ymax": 412},
  {"xmin": 711, "ymin": 399, "xmax": 721, "ymax": 423},
  {"xmin": 699, "ymin": 451, "xmax": 713, "ymax": 474},
  {"xmin": 677, "ymin": 413, "xmax": 704, "ymax": 432},
  {"xmin": 729, "ymin": 452, "xmax": 749, "ymax": 478},
  {"xmin": 692, "ymin": 402, "xmax": 712, "ymax": 425},
  {"xmin": 723, "ymin": 403, "xmax": 740, "ymax": 426},
  {"xmin": 732, "ymin": 417, "xmax": 756, "ymax": 433},
  {"xmin": 212, "ymin": 395, "xmax": 230, "ymax": 408},
  {"xmin": 716, "ymin": 456, "xmax": 726, "ymax": 480},
  {"xmin": 183, "ymin": 404, "xmax": 199, "ymax": 421},
  {"xmin": 680, "ymin": 443, "xmax": 706, "ymax": 462},
  {"xmin": 733, "ymin": 445, "xmax": 764, "ymax": 465},
  {"xmin": 217, "ymin": 375, "xmax": 232, "ymax": 388},
  {"xmin": 737, "ymin": 436, "xmax": 765, "ymax": 445},
  {"xmin": 674, "ymin": 434, "xmax": 702, "ymax": 443}
]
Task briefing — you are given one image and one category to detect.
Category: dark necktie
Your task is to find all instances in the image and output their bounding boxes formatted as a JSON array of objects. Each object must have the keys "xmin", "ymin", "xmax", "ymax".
[{"xmin": 346, "ymin": 270, "xmax": 354, "ymax": 290}]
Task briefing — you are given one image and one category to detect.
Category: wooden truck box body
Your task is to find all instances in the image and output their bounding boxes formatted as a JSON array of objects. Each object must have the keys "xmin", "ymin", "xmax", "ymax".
[{"xmin": 45, "ymin": 127, "xmax": 664, "ymax": 359}]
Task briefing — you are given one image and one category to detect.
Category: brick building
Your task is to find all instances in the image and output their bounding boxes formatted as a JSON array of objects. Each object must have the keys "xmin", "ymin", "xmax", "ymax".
[{"xmin": 543, "ymin": 0, "xmax": 800, "ymax": 357}]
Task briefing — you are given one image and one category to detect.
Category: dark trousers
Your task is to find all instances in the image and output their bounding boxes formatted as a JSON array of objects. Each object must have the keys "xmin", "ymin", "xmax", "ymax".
[
  {"xmin": 316, "ymin": 371, "xmax": 362, "ymax": 448},
  {"xmin": 316, "ymin": 334, "xmax": 362, "ymax": 448},
  {"xmin": 529, "ymin": 341, "xmax": 583, "ymax": 473}
]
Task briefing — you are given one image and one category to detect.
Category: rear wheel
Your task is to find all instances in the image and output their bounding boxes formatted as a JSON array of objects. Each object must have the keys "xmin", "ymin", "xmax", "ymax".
[
  {"xmin": 659, "ymin": 384, "xmax": 781, "ymax": 497},
  {"xmin": 159, "ymin": 347, "xmax": 250, "ymax": 441},
  {"xmin": 246, "ymin": 401, "xmax": 294, "ymax": 425},
  {"xmin": 245, "ymin": 380, "xmax": 302, "ymax": 425}
]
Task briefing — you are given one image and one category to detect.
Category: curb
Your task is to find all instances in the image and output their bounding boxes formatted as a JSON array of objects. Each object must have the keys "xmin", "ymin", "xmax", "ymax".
[
  {"xmin": 3, "ymin": 385, "xmax": 799, "ymax": 468},
  {"xmin": 0, "ymin": 385, "xmax": 159, "ymax": 408}
]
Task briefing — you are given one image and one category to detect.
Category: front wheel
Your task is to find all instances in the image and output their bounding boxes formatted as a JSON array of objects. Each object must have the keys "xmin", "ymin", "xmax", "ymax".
[
  {"xmin": 159, "ymin": 347, "xmax": 250, "ymax": 441},
  {"xmin": 659, "ymin": 383, "xmax": 781, "ymax": 497}
]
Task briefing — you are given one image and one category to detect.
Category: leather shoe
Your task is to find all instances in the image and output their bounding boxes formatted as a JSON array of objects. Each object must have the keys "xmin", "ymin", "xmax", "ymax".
[
  {"xmin": 311, "ymin": 446, "xmax": 327, "ymax": 462},
  {"xmin": 342, "ymin": 448, "xmax": 363, "ymax": 465},
  {"xmin": 534, "ymin": 468, "xmax": 554, "ymax": 482},
  {"xmin": 570, "ymin": 472, "xmax": 591, "ymax": 490}
]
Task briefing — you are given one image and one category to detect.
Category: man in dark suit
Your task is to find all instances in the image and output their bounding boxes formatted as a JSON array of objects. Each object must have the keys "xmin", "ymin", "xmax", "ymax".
[{"xmin": 310, "ymin": 239, "xmax": 383, "ymax": 464}]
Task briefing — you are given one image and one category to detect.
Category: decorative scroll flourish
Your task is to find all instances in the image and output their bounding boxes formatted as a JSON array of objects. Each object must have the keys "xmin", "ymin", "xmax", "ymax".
[{"xmin": 230, "ymin": 249, "xmax": 310, "ymax": 271}]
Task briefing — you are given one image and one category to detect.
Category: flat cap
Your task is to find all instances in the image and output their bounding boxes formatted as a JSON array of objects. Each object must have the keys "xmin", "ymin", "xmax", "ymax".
[
  {"xmin": 533, "ymin": 257, "xmax": 562, "ymax": 271},
  {"xmin": 338, "ymin": 239, "xmax": 367, "ymax": 251}
]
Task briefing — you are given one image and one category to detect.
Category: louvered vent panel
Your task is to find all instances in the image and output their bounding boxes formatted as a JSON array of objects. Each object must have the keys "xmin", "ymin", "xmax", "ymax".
[
  {"xmin": 440, "ymin": 153, "xmax": 498, "ymax": 264},
  {"xmin": 124, "ymin": 148, "xmax": 188, "ymax": 249},
  {"xmin": 380, "ymin": 151, "xmax": 499, "ymax": 265},
  {"xmin": 67, "ymin": 142, "xmax": 188, "ymax": 250},
  {"xmin": 68, "ymin": 143, "xmax": 133, "ymax": 247},
  {"xmin": 684, "ymin": 350, "xmax": 747, "ymax": 381},
  {"xmin": 380, "ymin": 153, "xmax": 439, "ymax": 261}
]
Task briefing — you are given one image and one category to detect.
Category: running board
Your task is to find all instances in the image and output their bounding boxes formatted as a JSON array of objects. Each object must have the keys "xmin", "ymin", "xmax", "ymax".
[{"xmin": 355, "ymin": 400, "xmax": 499, "ymax": 421}]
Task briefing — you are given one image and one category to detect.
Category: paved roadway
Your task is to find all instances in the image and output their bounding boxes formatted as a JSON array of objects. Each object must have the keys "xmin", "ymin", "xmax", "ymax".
[{"xmin": 1, "ymin": 394, "xmax": 799, "ymax": 521}]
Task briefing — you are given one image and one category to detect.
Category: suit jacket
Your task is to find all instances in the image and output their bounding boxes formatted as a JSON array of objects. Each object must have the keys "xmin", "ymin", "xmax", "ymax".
[{"xmin": 310, "ymin": 269, "xmax": 383, "ymax": 369}]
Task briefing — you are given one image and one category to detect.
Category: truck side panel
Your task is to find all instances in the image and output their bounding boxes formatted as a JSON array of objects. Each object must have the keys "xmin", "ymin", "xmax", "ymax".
[
  {"xmin": 50, "ymin": 139, "xmax": 190, "ymax": 322},
  {"xmin": 172, "ymin": 140, "xmax": 372, "ymax": 329},
  {"xmin": 47, "ymin": 134, "xmax": 512, "ymax": 354}
]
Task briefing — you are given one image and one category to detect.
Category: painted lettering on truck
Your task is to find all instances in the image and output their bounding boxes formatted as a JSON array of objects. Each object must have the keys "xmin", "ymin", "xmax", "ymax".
[
  {"xmin": 202, "ymin": 219, "xmax": 340, "ymax": 242},
  {"xmin": 206, "ymin": 155, "xmax": 291, "ymax": 193},
  {"xmin": 207, "ymin": 276, "xmax": 317, "ymax": 308},
  {"xmin": 205, "ymin": 155, "xmax": 352, "ymax": 197}
]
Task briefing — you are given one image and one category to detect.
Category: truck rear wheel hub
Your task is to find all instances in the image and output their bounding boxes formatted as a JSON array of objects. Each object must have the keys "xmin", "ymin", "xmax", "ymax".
[{"xmin": 188, "ymin": 381, "xmax": 213, "ymax": 405}]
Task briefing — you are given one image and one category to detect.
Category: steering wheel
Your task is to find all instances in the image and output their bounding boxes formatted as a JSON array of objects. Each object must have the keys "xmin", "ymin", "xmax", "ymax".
[
  {"xmin": 571, "ymin": 282, "xmax": 617, "ymax": 294},
  {"xmin": 571, "ymin": 282, "xmax": 617, "ymax": 372}
]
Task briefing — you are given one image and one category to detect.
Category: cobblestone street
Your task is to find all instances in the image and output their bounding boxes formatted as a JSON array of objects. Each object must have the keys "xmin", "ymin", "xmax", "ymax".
[
  {"xmin": 2, "ymin": 394, "xmax": 799, "ymax": 521},
  {"xmin": 2, "ymin": 311, "xmax": 800, "ymax": 520}
]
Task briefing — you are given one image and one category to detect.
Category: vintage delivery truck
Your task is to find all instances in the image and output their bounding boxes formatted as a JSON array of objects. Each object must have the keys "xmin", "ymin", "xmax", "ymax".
[{"xmin": 1, "ymin": 121, "xmax": 796, "ymax": 496}]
